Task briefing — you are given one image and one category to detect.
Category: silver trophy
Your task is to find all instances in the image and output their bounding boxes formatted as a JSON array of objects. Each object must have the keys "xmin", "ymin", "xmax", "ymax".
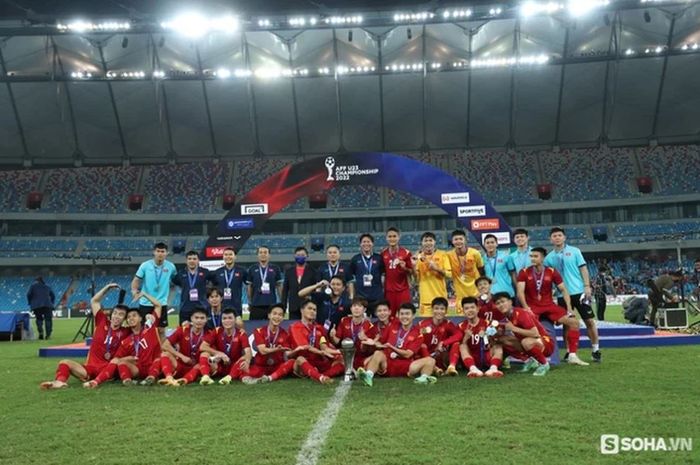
[{"xmin": 340, "ymin": 338, "xmax": 356, "ymax": 382}]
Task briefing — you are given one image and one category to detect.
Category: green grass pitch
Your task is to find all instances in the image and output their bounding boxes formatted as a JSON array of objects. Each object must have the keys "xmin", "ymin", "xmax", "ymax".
[{"xmin": 1, "ymin": 306, "xmax": 698, "ymax": 465}]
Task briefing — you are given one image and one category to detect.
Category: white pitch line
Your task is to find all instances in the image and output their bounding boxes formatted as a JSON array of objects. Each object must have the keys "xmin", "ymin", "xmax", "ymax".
[{"xmin": 295, "ymin": 380, "xmax": 352, "ymax": 465}]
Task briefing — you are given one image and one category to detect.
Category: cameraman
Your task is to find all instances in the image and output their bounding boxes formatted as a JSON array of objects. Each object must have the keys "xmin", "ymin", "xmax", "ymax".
[{"xmin": 647, "ymin": 270, "xmax": 683, "ymax": 327}]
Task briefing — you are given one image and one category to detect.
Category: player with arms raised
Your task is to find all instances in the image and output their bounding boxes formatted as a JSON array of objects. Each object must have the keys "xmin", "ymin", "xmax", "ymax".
[{"xmin": 40, "ymin": 283, "xmax": 129, "ymax": 389}]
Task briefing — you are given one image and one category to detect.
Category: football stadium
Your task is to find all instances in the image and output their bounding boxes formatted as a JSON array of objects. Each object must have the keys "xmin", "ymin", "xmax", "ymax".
[{"xmin": 1, "ymin": 0, "xmax": 700, "ymax": 463}]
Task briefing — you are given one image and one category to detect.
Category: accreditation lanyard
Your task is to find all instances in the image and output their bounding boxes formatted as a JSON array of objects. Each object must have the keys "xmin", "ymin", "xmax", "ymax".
[
  {"xmin": 351, "ymin": 319, "xmax": 364, "ymax": 342},
  {"xmin": 361, "ymin": 255, "xmax": 373, "ymax": 275},
  {"xmin": 224, "ymin": 328, "xmax": 237, "ymax": 357},
  {"xmin": 259, "ymin": 266, "xmax": 269, "ymax": 285},
  {"xmin": 327, "ymin": 263, "xmax": 339, "ymax": 278},
  {"xmin": 132, "ymin": 330, "xmax": 144, "ymax": 357},
  {"xmin": 306, "ymin": 323, "xmax": 317, "ymax": 347},
  {"xmin": 211, "ymin": 310, "xmax": 222, "ymax": 328},
  {"xmin": 153, "ymin": 264, "xmax": 164, "ymax": 290},
  {"xmin": 396, "ymin": 326, "xmax": 410, "ymax": 348},
  {"xmin": 488, "ymin": 255, "xmax": 498, "ymax": 278},
  {"xmin": 532, "ymin": 267, "xmax": 545, "ymax": 297},
  {"xmin": 224, "ymin": 268, "xmax": 235, "ymax": 288},
  {"xmin": 266, "ymin": 326, "xmax": 279, "ymax": 348},
  {"xmin": 187, "ymin": 270, "xmax": 198, "ymax": 289},
  {"xmin": 190, "ymin": 327, "xmax": 203, "ymax": 355}
]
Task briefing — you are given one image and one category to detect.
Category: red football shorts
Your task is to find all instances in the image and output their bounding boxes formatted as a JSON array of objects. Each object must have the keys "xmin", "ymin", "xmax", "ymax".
[
  {"xmin": 530, "ymin": 304, "xmax": 567, "ymax": 323},
  {"xmin": 83, "ymin": 362, "xmax": 107, "ymax": 380},
  {"xmin": 385, "ymin": 290, "xmax": 411, "ymax": 316},
  {"xmin": 382, "ymin": 357, "xmax": 413, "ymax": 377}
]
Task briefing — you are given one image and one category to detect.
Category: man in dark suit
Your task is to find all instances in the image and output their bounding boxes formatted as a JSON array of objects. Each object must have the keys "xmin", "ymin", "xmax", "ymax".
[
  {"xmin": 282, "ymin": 247, "xmax": 317, "ymax": 320},
  {"xmin": 27, "ymin": 276, "xmax": 56, "ymax": 340}
]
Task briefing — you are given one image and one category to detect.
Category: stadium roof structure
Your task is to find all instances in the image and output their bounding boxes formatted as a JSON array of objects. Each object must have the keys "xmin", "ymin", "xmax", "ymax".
[{"xmin": 0, "ymin": 0, "xmax": 698, "ymax": 166}]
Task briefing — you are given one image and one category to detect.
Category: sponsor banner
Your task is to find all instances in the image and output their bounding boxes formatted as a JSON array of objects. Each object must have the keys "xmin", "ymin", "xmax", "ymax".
[
  {"xmin": 457, "ymin": 205, "xmax": 486, "ymax": 217},
  {"xmin": 606, "ymin": 294, "xmax": 647, "ymax": 305},
  {"xmin": 225, "ymin": 218, "xmax": 255, "ymax": 230},
  {"xmin": 471, "ymin": 218, "xmax": 500, "ymax": 230},
  {"xmin": 482, "ymin": 231, "xmax": 511, "ymax": 245},
  {"xmin": 206, "ymin": 246, "xmax": 227, "ymax": 258},
  {"xmin": 240, "ymin": 203, "xmax": 268, "ymax": 215},
  {"xmin": 324, "ymin": 156, "xmax": 380, "ymax": 182},
  {"xmin": 440, "ymin": 192, "xmax": 471, "ymax": 204},
  {"xmin": 200, "ymin": 260, "xmax": 224, "ymax": 271}
]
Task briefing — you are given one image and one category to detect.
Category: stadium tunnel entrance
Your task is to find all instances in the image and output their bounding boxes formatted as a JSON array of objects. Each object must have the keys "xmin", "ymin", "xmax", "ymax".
[{"xmin": 202, "ymin": 152, "xmax": 512, "ymax": 260}]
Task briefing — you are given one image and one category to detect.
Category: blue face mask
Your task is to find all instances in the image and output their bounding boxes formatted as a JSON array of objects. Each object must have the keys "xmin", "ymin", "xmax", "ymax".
[{"xmin": 295, "ymin": 256, "xmax": 307, "ymax": 265}]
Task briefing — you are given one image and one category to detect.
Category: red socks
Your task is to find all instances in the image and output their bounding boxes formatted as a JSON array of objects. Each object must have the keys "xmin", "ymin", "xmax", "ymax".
[
  {"xmin": 462, "ymin": 357, "xmax": 475, "ymax": 369},
  {"xmin": 491, "ymin": 358, "xmax": 502, "ymax": 368},
  {"xmin": 229, "ymin": 360, "xmax": 245, "ymax": 379},
  {"xmin": 271, "ymin": 360, "xmax": 294, "ymax": 381},
  {"xmin": 300, "ymin": 361, "xmax": 322, "ymax": 381},
  {"xmin": 528, "ymin": 345, "xmax": 547, "ymax": 365},
  {"xmin": 148, "ymin": 359, "xmax": 161, "ymax": 378},
  {"xmin": 93, "ymin": 363, "xmax": 118, "ymax": 385},
  {"xmin": 322, "ymin": 362, "xmax": 345, "ymax": 379},
  {"xmin": 566, "ymin": 327, "xmax": 580, "ymax": 354},
  {"xmin": 199, "ymin": 355, "xmax": 211, "ymax": 376},
  {"xmin": 449, "ymin": 344, "xmax": 460, "ymax": 367},
  {"xmin": 55, "ymin": 363, "xmax": 71, "ymax": 383},
  {"xmin": 160, "ymin": 356, "xmax": 173, "ymax": 377},
  {"xmin": 182, "ymin": 366, "xmax": 200, "ymax": 384},
  {"xmin": 118, "ymin": 364, "xmax": 132, "ymax": 381}
]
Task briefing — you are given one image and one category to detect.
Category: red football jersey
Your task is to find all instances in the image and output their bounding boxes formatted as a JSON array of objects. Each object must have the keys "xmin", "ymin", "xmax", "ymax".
[
  {"xmin": 289, "ymin": 321, "xmax": 327, "ymax": 353},
  {"xmin": 458, "ymin": 318, "xmax": 489, "ymax": 354},
  {"xmin": 168, "ymin": 323, "xmax": 209, "ymax": 358},
  {"xmin": 517, "ymin": 266, "xmax": 563, "ymax": 307},
  {"xmin": 507, "ymin": 307, "xmax": 549, "ymax": 341},
  {"xmin": 381, "ymin": 247, "xmax": 413, "ymax": 292},
  {"xmin": 252, "ymin": 325, "xmax": 291, "ymax": 367},
  {"xmin": 335, "ymin": 316, "xmax": 377, "ymax": 353},
  {"xmin": 86, "ymin": 311, "xmax": 129, "ymax": 366},
  {"xmin": 381, "ymin": 324, "xmax": 423, "ymax": 359},
  {"xmin": 114, "ymin": 314, "xmax": 161, "ymax": 365},
  {"xmin": 477, "ymin": 298, "xmax": 506, "ymax": 323},
  {"xmin": 203, "ymin": 326, "xmax": 249, "ymax": 361},
  {"xmin": 374, "ymin": 317, "xmax": 397, "ymax": 342},
  {"xmin": 418, "ymin": 319, "xmax": 463, "ymax": 354}
]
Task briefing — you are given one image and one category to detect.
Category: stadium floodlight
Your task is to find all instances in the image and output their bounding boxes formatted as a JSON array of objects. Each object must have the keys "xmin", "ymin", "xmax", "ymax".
[
  {"xmin": 254, "ymin": 67, "xmax": 284, "ymax": 78},
  {"xmin": 393, "ymin": 11, "xmax": 435, "ymax": 22},
  {"xmin": 693, "ymin": 43, "xmax": 699, "ymax": 50},
  {"xmin": 234, "ymin": 68, "xmax": 252, "ymax": 78},
  {"xmin": 568, "ymin": 0, "xmax": 609, "ymax": 18},
  {"xmin": 521, "ymin": 2, "xmax": 564, "ymax": 18},
  {"xmin": 258, "ymin": 19, "xmax": 271, "ymax": 27},
  {"xmin": 57, "ymin": 20, "xmax": 131, "ymax": 32},
  {"xmin": 654, "ymin": 46, "xmax": 663, "ymax": 53},
  {"xmin": 216, "ymin": 68, "xmax": 232, "ymax": 78},
  {"xmin": 325, "ymin": 15, "xmax": 363, "ymax": 25},
  {"xmin": 161, "ymin": 12, "xmax": 238, "ymax": 38},
  {"xmin": 625, "ymin": 48, "xmax": 635, "ymax": 55},
  {"xmin": 152, "ymin": 70, "xmax": 166, "ymax": 78},
  {"xmin": 489, "ymin": 8, "xmax": 503, "ymax": 15},
  {"xmin": 444, "ymin": 9, "xmax": 473, "ymax": 19}
]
